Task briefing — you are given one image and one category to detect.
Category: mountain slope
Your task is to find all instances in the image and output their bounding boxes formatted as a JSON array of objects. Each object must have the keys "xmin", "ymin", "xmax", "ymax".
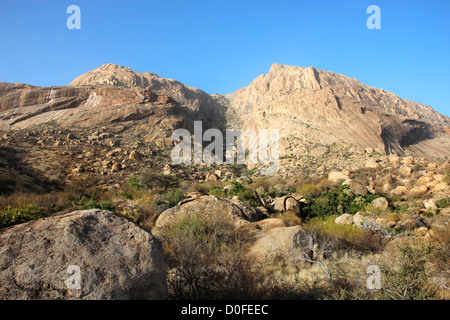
[{"xmin": 226, "ymin": 63, "xmax": 449, "ymax": 159}]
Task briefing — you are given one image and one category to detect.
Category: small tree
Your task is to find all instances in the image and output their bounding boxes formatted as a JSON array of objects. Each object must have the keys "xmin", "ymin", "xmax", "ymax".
[
  {"xmin": 140, "ymin": 169, "xmax": 180, "ymax": 191},
  {"xmin": 293, "ymin": 228, "xmax": 337, "ymax": 285}
]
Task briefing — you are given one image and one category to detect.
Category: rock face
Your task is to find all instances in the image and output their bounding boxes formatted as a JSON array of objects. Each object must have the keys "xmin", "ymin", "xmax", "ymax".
[
  {"xmin": 226, "ymin": 63, "xmax": 449, "ymax": 159},
  {"xmin": 70, "ymin": 63, "xmax": 218, "ymax": 114},
  {"xmin": 0, "ymin": 63, "xmax": 227, "ymax": 131},
  {"xmin": 0, "ymin": 209, "xmax": 167, "ymax": 300},
  {"xmin": 153, "ymin": 195, "xmax": 264, "ymax": 234}
]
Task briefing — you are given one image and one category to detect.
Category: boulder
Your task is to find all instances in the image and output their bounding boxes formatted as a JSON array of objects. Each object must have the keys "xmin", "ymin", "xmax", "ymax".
[
  {"xmin": 111, "ymin": 162, "xmax": 122, "ymax": 173},
  {"xmin": 407, "ymin": 185, "xmax": 428, "ymax": 198},
  {"xmin": 390, "ymin": 186, "xmax": 408, "ymax": 196},
  {"xmin": 248, "ymin": 226, "xmax": 304, "ymax": 263},
  {"xmin": 402, "ymin": 156, "xmax": 414, "ymax": 165},
  {"xmin": 399, "ymin": 166, "xmax": 412, "ymax": 178},
  {"xmin": 344, "ymin": 179, "xmax": 369, "ymax": 195},
  {"xmin": 388, "ymin": 155, "xmax": 400, "ymax": 164},
  {"xmin": 423, "ymin": 199, "xmax": 438, "ymax": 211},
  {"xmin": 233, "ymin": 218, "xmax": 288, "ymax": 243},
  {"xmin": 366, "ymin": 159, "xmax": 379, "ymax": 169},
  {"xmin": 335, "ymin": 213, "xmax": 353, "ymax": 225},
  {"xmin": 273, "ymin": 196, "xmax": 300, "ymax": 214},
  {"xmin": 432, "ymin": 182, "xmax": 448, "ymax": 193},
  {"xmin": 236, "ymin": 176, "xmax": 253, "ymax": 184},
  {"xmin": 153, "ymin": 196, "xmax": 263, "ymax": 234},
  {"xmin": 206, "ymin": 173, "xmax": 219, "ymax": 182},
  {"xmin": 353, "ymin": 212, "xmax": 364, "ymax": 226},
  {"xmin": 371, "ymin": 197, "xmax": 389, "ymax": 210},
  {"xmin": 328, "ymin": 171, "xmax": 350, "ymax": 183},
  {"xmin": 0, "ymin": 209, "xmax": 167, "ymax": 300},
  {"xmin": 417, "ymin": 175, "xmax": 433, "ymax": 186},
  {"xmin": 128, "ymin": 150, "xmax": 142, "ymax": 161}
]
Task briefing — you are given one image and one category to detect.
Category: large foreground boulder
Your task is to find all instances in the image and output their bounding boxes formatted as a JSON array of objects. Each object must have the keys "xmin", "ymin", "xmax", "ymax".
[{"xmin": 0, "ymin": 209, "xmax": 167, "ymax": 300}]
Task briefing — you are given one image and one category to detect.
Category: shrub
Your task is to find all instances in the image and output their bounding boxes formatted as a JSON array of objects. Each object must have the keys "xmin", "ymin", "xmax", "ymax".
[
  {"xmin": 436, "ymin": 198, "xmax": 449, "ymax": 209},
  {"xmin": 127, "ymin": 176, "xmax": 142, "ymax": 191},
  {"xmin": 301, "ymin": 185, "xmax": 379, "ymax": 219},
  {"xmin": 275, "ymin": 210, "xmax": 302, "ymax": 226},
  {"xmin": 65, "ymin": 173, "xmax": 101, "ymax": 200},
  {"xmin": 140, "ymin": 169, "xmax": 180, "ymax": 191},
  {"xmin": 79, "ymin": 200, "xmax": 114, "ymax": 211},
  {"xmin": 236, "ymin": 189, "xmax": 261, "ymax": 207},
  {"xmin": 303, "ymin": 216, "xmax": 383, "ymax": 253},
  {"xmin": 159, "ymin": 213, "xmax": 264, "ymax": 299},
  {"xmin": 379, "ymin": 242, "xmax": 441, "ymax": 300},
  {"xmin": 158, "ymin": 190, "xmax": 186, "ymax": 208},
  {"xmin": 0, "ymin": 204, "xmax": 46, "ymax": 228},
  {"xmin": 227, "ymin": 181, "xmax": 246, "ymax": 196}
]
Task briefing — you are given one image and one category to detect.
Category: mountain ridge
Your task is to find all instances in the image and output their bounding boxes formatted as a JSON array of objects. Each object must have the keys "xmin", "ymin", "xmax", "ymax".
[{"xmin": 0, "ymin": 63, "xmax": 448, "ymax": 162}]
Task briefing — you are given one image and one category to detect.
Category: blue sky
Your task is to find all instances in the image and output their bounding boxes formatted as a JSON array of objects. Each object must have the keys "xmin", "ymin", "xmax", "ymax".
[{"xmin": 0, "ymin": 0, "xmax": 449, "ymax": 116}]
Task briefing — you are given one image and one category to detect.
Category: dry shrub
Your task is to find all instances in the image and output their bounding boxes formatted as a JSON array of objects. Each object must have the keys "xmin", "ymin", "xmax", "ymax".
[
  {"xmin": 127, "ymin": 191, "xmax": 159, "ymax": 229},
  {"xmin": 159, "ymin": 212, "xmax": 263, "ymax": 299},
  {"xmin": 297, "ymin": 178, "xmax": 332, "ymax": 198},
  {"xmin": 249, "ymin": 177, "xmax": 269, "ymax": 191},
  {"xmin": 275, "ymin": 210, "xmax": 302, "ymax": 226},
  {"xmin": 304, "ymin": 217, "xmax": 383, "ymax": 254}
]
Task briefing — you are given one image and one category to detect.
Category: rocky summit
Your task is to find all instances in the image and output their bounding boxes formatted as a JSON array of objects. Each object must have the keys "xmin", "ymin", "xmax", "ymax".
[{"xmin": 226, "ymin": 63, "xmax": 449, "ymax": 159}]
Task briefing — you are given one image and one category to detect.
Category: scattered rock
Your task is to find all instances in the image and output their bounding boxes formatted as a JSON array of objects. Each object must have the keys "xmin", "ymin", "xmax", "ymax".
[
  {"xmin": 335, "ymin": 213, "xmax": 353, "ymax": 225},
  {"xmin": 371, "ymin": 197, "xmax": 389, "ymax": 210},
  {"xmin": 399, "ymin": 166, "xmax": 412, "ymax": 177},
  {"xmin": 328, "ymin": 171, "xmax": 350, "ymax": 183},
  {"xmin": 407, "ymin": 185, "xmax": 428, "ymax": 198},
  {"xmin": 273, "ymin": 196, "xmax": 300, "ymax": 214},
  {"xmin": 390, "ymin": 186, "xmax": 407, "ymax": 196},
  {"xmin": 128, "ymin": 150, "xmax": 142, "ymax": 161}
]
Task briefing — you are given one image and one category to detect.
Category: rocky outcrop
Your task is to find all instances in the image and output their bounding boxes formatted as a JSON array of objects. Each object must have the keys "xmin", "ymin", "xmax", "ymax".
[
  {"xmin": 0, "ymin": 209, "xmax": 167, "ymax": 300},
  {"xmin": 153, "ymin": 195, "xmax": 264, "ymax": 234},
  {"xmin": 226, "ymin": 63, "xmax": 449, "ymax": 159},
  {"xmin": 70, "ymin": 63, "xmax": 227, "ymax": 129},
  {"xmin": 0, "ymin": 82, "xmax": 200, "ymax": 130}
]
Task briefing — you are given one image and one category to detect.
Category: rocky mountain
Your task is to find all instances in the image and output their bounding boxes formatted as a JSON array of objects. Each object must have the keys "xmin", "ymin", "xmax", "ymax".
[
  {"xmin": 225, "ymin": 63, "xmax": 449, "ymax": 159},
  {"xmin": 0, "ymin": 62, "xmax": 448, "ymax": 189}
]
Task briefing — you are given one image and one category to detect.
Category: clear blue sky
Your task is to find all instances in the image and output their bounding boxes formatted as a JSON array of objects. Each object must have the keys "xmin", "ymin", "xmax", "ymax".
[{"xmin": 0, "ymin": 0, "xmax": 449, "ymax": 116}]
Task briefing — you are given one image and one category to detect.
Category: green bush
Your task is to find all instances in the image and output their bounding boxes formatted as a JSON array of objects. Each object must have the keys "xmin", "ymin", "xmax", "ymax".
[
  {"xmin": 140, "ymin": 169, "xmax": 180, "ymax": 191},
  {"xmin": 301, "ymin": 184, "xmax": 379, "ymax": 219},
  {"xmin": 237, "ymin": 189, "xmax": 260, "ymax": 207},
  {"xmin": 79, "ymin": 200, "xmax": 114, "ymax": 211},
  {"xmin": 228, "ymin": 181, "xmax": 246, "ymax": 196},
  {"xmin": 158, "ymin": 190, "xmax": 186, "ymax": 208},
  {"xmin": 0, "ymin": 204, "xmax": 46, "ymax": 228},
  {"xmin": 127, "ymin": 176, "xmax": 142, "ymax": 191},
  {"xmin": 436, "ymin": 198, "xmax": 449, "ymax": 209}
]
